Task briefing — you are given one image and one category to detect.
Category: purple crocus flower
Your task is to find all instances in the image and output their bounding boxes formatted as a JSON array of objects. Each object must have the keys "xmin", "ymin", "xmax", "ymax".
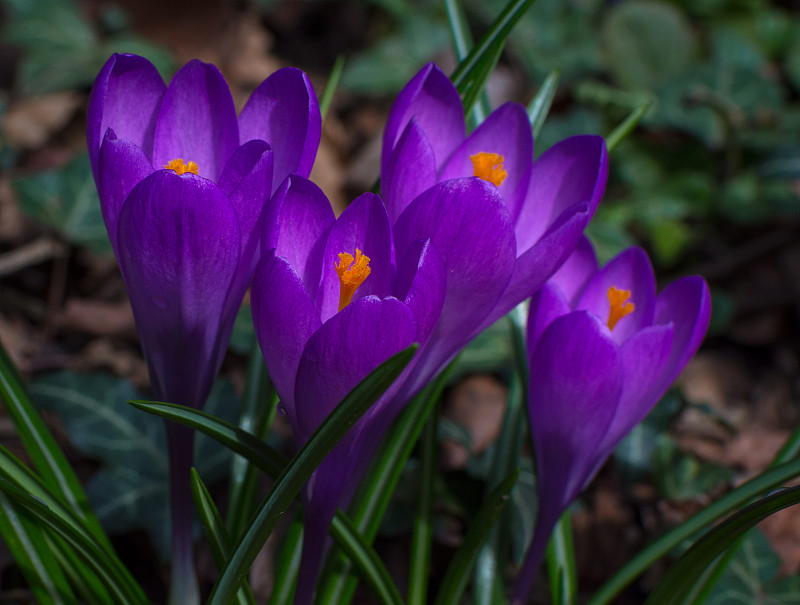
[
  {"xmin": 511, "ymin": 239, "xmax": 711, "ymax": 605},
  {"xmin": 252, "ymin": 173, "xmax": 517, "ymax": 604},
  {"xmin": 382, "ymin": 63, "xmax": 609, "ymax": 394},
  {"xmin": 87, "ymin": 53, "xmax": 320, "ymax": 602}
]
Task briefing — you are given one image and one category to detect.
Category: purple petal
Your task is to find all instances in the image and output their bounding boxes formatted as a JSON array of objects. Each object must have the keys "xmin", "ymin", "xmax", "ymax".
[
  {"xmin": 477, "ymin": 201, "xmax": 591, "ymax": 334},
  {"xmin": 381, "ymin": 118, "xmax": 438, "ymax": 224},
  {"xmin": 87, "ymin": 54, "xmax": 165, "ymax": 179},
  {"xmin": 527, "ymin": 283, "xmax": 572, "ymax": 353},
  {"xmin": 317, "ymin": 193, "xmax": 395, "ymax": 322},
  {"xmin": 529, "ymin": 311, "xmax": 623, "ymax": 512},
  {"xmin": 394, "ymin": 178, "xmax": 516, "ymax": 379},
  {"xmin": 218, "ymin": 140, "xmax": 273, "ymax": 252},
  {"xmin": 294, "ymin": 296, "xmax": 417, "ymax": 442},
  {"xmin": 439, "ymin": 103, "xmax": 533, "ymax": 217},
  {"xmin": 251, "ymin": 253, "xmax": 322, "ymax": 421},
  {"xmin": 515, "ymin": 135, "xmax": 608, "ymax": 252},
  {"xmin": 382, "ymin": 63, "xmax": 464, "ymax": 179},
  {"xmin": 577, "ymin": 247, "xmax": 656, "ymax": 343},
  {"xmin": 265, "ymin": 176, "xmax": 335, "ymax": 302},
  {"xmin": 652, "ymin": 275, "xmax": 712, "ymax": 391},
  {"xmin": 395, "ymin": 239, "xmax": 446, "ymax": 345},
  {"xmin": 116, "ymin": 171, "xmax": 240, "ymax": 408},
  {"xmin": 593, "ymin": 323, "xmax": 674, "ymax": 474},
  {"xmin": 97, "ymin": 129, "xmax": 154, "ymax": 257},
  {"xmin": 548, "ymin": 235, "xmax": 598, "ymax": 306},
  {"xmin": 152, "ymin": 60, "xmax": 239, "ymax": 183},
  {"xmin": 238, "ymin": 67, "xmax": 322, "ymax": 188},
  {"xmin": 219, "ymin": 141, "xmax": 274, "ymax": 322}
]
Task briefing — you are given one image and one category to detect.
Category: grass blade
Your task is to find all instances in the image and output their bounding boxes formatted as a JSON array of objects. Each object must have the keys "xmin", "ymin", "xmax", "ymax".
[
  {"xmin": 605, "ymin": 101, "xmax": 652, "ymax": 153},
  {"xmin": 434, "ymin": 470, "xmax": 519, "ymax": 605},
  {"xmin": 645, "ymin": 486, "xmax": 800, "ymax": 605},
  {"xmin": 0, "ymin": 493, "xmax": 76, "ymax": 604},
  {"xmin": 206, "ymin": 344, "xmax": 418, "ymax": 605},
  {"xmin": 527, "ymin": 69, "xmax": 560, "ymax": 138},
  {"xmin": 0, "ymin": 478, "xmax": 148, "ymax": 605},
  {"xmin": 0, "ymin": 342, "xmax": 109, "ymax": 549},
  {"xmin": 316, "ymin": 359, "xmax": 457, "ymax": 605},
  {"xmin": 408, "ymin": 412, "xmax": 437, "ymax": 605},
  {"xmin": 320, "ymin": 55, "xmax": 345, "ymax": 121},
  {"xmin": 450, "ymin": 0, "xmax": 537, "ymax": 114},
  {"xmin": 445, "ymin": 0, "xmax": 489, "ymax": 125},
  {"xmin": 269, "ymin": 517, "xmax": 302, "ymax": 605},
  {"xmin": 587, "ymin": 456, "xmax": 800, "ymax": 605},
  {"xmin": 546, "ymin": 512, "xmax": 577, "ymax": 605},
  {"xmin": 191, "ymin": 469, "xmax": 256, "ymax": 605}
]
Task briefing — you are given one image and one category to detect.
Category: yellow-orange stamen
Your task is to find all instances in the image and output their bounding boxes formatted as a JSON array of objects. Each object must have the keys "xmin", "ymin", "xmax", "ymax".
[
  {"xmin": 164, "ymin": 158, "xmax": 199, "ymax": 176},
  {"xmin": 470, "ymin": 152, "xmax": 507, "ymax": 187},
  {"xmin": 336, "ymin": 249, "xmax": 371, "ymax": 311},
  {"xmin": 607, "ymin": 286, "xmax": 635, "ymax": 331}
]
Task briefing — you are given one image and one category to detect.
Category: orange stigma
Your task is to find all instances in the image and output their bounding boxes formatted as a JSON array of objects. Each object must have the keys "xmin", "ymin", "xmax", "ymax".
[
  {"xmin": 607, "ymin": 286, "xmax": 635, "ymax": 331},
  {"xmin": 336, "ymin": 249, "xmax": 371, "ymax": 311},
  {"xmin": 470, "ymin": 152, "xmax": 507, "ymax": 187},
  {"xmin": 164, "ymin": 158, "xmax": 199, "ymax": 176}
]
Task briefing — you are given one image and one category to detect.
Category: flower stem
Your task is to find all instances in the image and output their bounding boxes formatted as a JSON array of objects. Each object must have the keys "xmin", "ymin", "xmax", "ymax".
[{"xmin": 166, "ymin": 422, "xmax": 200, "ymax": 605}]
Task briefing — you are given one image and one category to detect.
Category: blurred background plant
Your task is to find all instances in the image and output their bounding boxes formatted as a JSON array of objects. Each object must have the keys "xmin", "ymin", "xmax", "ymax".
[{"xmin": 1, "ymin": 0, "xmax": 800, "ymax": 603}]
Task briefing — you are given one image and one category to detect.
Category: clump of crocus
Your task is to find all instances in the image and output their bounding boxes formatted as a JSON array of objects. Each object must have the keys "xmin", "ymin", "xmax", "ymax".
[
  {"xmin": 87, "ymin": 53, "xmax": 320, "ymax": 603},
  {"xmin": 382, "ymin": 63, "xmax": 609, "ymax": 396},
  {"xmin": 512, "ymin": 239, "xmax": 711, "ymax": 605}
]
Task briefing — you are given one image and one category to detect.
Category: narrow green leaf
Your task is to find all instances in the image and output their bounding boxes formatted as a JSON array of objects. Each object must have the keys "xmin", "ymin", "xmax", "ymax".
[
  {"xmin": 320, "ymin": 55, "xmax": 345, "ymax": 121},
  {"xmin": 434, "ymin": 470, "xmax": 519, "ymax": 605},
  {"xmin": 0, "ymin": 341, "xmax": 110, "ymax": 548},
  {"xmin": 605, "ymin": 101, "xmax": 652, "ymax": 153},
  {"xmin": 206, "ymin": 344, "xmax": 418, "ymax": 605},
  {"xmin": 0, "ymin": 493, "xmax": 76, "ymax": 604},
  {"xmin": 48, "ymin": 536, "xmax": 113, "ymax": 605},
  {"xmin": 190, "ymin": 469, "xmax": 256, "ymax": 605},
  {"xmin": 408, "ymin": 412, "xmax": 438, "ymax": 605},
  {"xmin": 227, "ymin": 336, "xmax": 276, "ymax": 538},
  {"xmin": 527, "ymin": 69, "xmax": 560, "ymax": 138},
  {"xmin": 270, "ymin": 517, "xmax": 302, "ymax": 605},
  {"xmin": 316, "ymin": 359, "xmax": 457, "ymax": 605},
  {"xmin": 450, "ymin": 0, "xmax": 537, "ymax": 114},
  {"xmin": 645, "ymin": 486, "xmax": 800, "ymax": 605},
  {"xmin": 329, "ymin": 513, "xmax": 404, "ymax": 605},
  {"xmin": 445, "ymin": 0, "xmax": 489, "ymax": 125},
  {"xmin": 546, "ymin": 512, "xmax": 577, "ymax": 605},
  {"xmin": 0, "ymin": 478, "xmax": 148, "ymax": 605},
  {"xmin": 128, "ymin": 401, "xmax": 286, "ymax": 479},
  {"xmin": 587, "ymin": 456, "xmax": 800, "ymax": 605}
]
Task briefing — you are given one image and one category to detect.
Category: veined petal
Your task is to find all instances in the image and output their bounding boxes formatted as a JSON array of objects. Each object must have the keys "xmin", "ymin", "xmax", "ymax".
[
  {"xmin": 529, "ymin": 311, "xmax": 623, "ymax": 512},
  {"xmin": 87, "ymin": 54, "xmax": 165, "ymax": 179},
  {"xmin": 97, "ymin": 129, "xmax": 154, "ymax": 258},
  {"xmin": 515, "ymin": 135, "xmax": 608, "ymax": 252},
  {"xmin": 251, "ymin": 253, "xmax": 322, "ymax": 422},
  {"xmin": 265, "ymin": 176, "xmax": 335, "ymax": 301},
  {"xmin": 238, "ymin": 67, "xmax": 322, "ymax": 188},
  {"xmin": 394, "ymin": 178, "xmax": 516, "ymax": 385},
  {"xmin": 294, "ymin": 296, "xmax": 417, "ymax": 442},
  {"xmin": 116, "ymin": 171, "xmax": 240, "ymax": 408},
  {"xmin": 477, "ymin": 201, "xmax": 591, "ymax": 334},
  {"xmin": 153, "ymin": 60, "xmax": 239, "ymax": 183},
  {"xmin": 527, "ymin": 283, "xmax": 572, "ymax": 354},
  {"xmin": 218, "ymin": 140, "xmax": 274, "ymax": 252},
  {"xmin": 548, "ymin": 236, "xmax": 598, "ymax": 306},
  {"xmin": 439, "ymin": 103, "xmax": 533, "ymax": 217},
  {"xmin": 219, "ymin": 141, "xmax": 274, "ymax": 321},
  {"xmin": 652, "ymin": 275, "xmax": 712, "ymax": 392},
  {"xmin": 317, "ymin": 193, "xmax": 395, "ymax": 322},
  {"xmin": 382, "ymin": 63, "xmax": 464, "ymax": 179},
  {"xmin": 591, "ymin": 323, "xmax": 674, "ymax": 478},
  {"xmin": 577, "ymin": 247, "xmax": 656, "ymax": 343},
  {"xmin": 382, "ymin": 118, "xmax": 438, "ymax": 224},
  {"xmin": 396, "ymin": 239, "xmax": 446, "ymax": 346}
]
